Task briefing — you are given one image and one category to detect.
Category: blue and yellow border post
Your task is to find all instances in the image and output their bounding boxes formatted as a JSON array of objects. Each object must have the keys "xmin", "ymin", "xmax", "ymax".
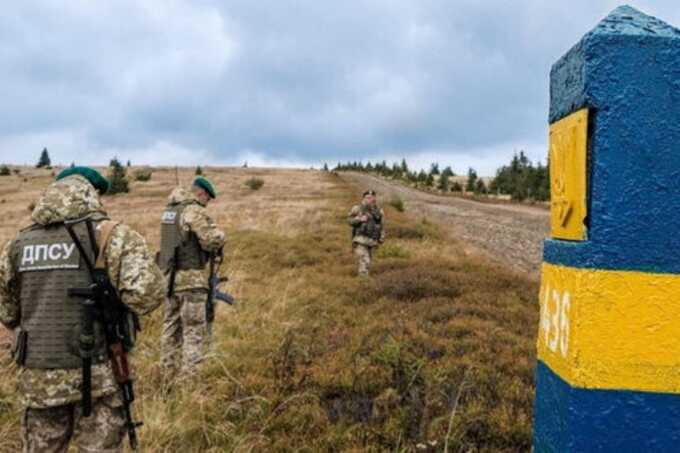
[{"xmin": 534, "ymin": 6, "xmax": 680, "ymax": 452}]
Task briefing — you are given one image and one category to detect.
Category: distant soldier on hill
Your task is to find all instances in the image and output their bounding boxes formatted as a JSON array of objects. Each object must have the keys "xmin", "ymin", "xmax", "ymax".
[
  {"xmin": 0, "ymin": 167, "xmax": 165, "ymax": 451},
  {"xmin": 159, "ymin": 177, "xmax": 225, "ymax": 384},
  {"xmin": 348, "ymin": 190, "xmax": 385, "ymax": 277}
]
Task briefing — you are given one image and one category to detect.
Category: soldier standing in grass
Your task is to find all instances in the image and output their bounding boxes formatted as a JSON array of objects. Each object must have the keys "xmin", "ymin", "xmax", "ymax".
[
  {"xmin": 0, "ymin": 167, "xmax": 165, "ymax": 452},
  {"xmin": 159, "ymin": 177, "xmax": 225, "ymax": 383},
  {"xmin": 348, "ymin": 190, "xmax": 385, "ymax": 277}
]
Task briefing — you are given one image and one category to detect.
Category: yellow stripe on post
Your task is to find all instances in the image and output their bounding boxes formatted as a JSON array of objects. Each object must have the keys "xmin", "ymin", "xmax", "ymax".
[
  {"xmin": 538, "ymin": 263, "xmax": 680, "ymax": 393},
  {"xmin": 549, "ymin": 108, "xmax": 588, "ymax": 241}
]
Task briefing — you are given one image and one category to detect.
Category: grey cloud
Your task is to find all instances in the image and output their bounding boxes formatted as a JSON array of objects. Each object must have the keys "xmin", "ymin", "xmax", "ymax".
[{"xmin": 1, "ymin": 1, "xmax": 679, "ymax": 173}]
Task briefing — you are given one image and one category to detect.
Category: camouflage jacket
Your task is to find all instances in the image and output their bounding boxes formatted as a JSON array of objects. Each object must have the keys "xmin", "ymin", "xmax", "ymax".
[
  {"xmin": 0, "ymin": 175, "xmax": 165, "ymax": 408},
  {"xmin": 167, "ymin": 187, "xmax": 226, "ymax": 293},
  {"xmin": 348, "ymin": 203, "xmax": 386, "ymax": 247}
]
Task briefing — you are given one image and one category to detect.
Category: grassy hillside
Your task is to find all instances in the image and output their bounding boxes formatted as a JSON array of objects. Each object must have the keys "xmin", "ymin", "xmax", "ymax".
[{"xmin": 0, "ymin": 167, "xmax": 538, "ymax": 452}]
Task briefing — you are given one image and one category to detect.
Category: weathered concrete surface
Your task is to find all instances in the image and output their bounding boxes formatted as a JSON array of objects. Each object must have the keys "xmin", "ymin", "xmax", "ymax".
[
  {"xmin": 341, "ymin": 172, "xmax": 549, "ymax": 277},
  {"xmin": 545, "ymin": 5, "xmax": 680, "ymax": 273},
  {"xmin": 536, "ymin": 6, "xmax": 680, "ymax": 452}
]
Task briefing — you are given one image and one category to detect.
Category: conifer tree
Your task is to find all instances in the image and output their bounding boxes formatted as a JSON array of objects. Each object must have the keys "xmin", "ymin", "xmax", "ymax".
[
  {"xmin": 36, "ymin": 148, "xmax": 51, "ymax": 168},
  {"xmin": 466, "ymin": 168, "xmax": 478, "ymax": 192},
  {"xmin": 438, "ymin": 172, "xmax": 450, "ymax": 192}
]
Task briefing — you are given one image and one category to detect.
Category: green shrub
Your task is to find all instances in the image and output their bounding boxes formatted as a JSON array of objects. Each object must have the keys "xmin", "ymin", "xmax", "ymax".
[
  {"xmin": 388, "ymin": 224, "xmax": 425, "ymax": 240},
  {"xmin": 374, "ymin": 267, "xmax": 462, "ymax": 302},
  {"xmin": 375, "ymin": 243, "xmax": 410, "ymax": 259},
  {"xmin": 108, "ymin": 158, "xmax": 129, "ymax": 194},
  {"xmin": 388, "ymin": 197, "xmax": 405, "ymax": 212},
  {"xmin": 245, "ymin": 177, "xmax": 265, "ymax": 191},
  {"xmin": 133, "ymin": 167, "xmax": 153, "ymax": 182},
  {"xmin": 0, "ymin": 165, "xmax": 10, "ymax": 176},
  {"xmin": 195, "ymin": 166, "xmax": 203, "ymax": 175}
]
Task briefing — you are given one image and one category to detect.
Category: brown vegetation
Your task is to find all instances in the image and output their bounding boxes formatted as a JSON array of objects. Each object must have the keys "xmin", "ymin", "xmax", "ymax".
[{"xmin": 0, "ymin": 167, "xmax": 538, "ymax": 452}]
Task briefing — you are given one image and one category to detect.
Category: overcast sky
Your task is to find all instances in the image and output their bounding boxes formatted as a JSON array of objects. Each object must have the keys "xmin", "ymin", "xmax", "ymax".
[{"xmin": 1, "ymin": 1, "xmax": 678, "ymax": 175}]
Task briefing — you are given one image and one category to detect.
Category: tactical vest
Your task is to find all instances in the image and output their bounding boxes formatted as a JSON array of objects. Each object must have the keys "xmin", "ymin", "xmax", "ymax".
[
  {"xmin": 158, "ymin": 202, "xmax": 207, "ymax": 273},
  {"xmin": 11, "ymin": 221, "xmax": 108, "ymax": 369},
  {"xmin": 355, "ymin": 205, "xmax": 383, "ymax": 241}
]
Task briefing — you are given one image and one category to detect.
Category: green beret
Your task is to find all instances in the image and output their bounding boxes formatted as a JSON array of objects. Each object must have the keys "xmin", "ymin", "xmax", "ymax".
[
  {"xmin": 56, "ymin": 166, "xmax": 110, "ymax": 194},
  {"xmin": 193, "ymin": 176, "xmax": 216, "ymax": 199}
]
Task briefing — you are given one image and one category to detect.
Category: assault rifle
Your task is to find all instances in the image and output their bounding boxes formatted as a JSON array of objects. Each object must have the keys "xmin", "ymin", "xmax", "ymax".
[
  {"xmin": 64, "ymin": 216, "xmax": 143, "ymax": 450},
  {"xmin": 206, "ymin": 247, "xmax": 235, "ymax": 323}
]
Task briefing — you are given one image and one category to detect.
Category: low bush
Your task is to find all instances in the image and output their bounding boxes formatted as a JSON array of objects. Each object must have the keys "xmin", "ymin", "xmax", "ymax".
[
  {"xmin": 373, "ymin": 267, "xmax": 462, "ymax": 302},
  {"xmin": 375, "ymin": 243, "xmax": 410, "ymax": 259},
  {"xmin": 388, "ymin": 224, "xmax": 425, "ymax": 240},
  {"xmin": 388, "ymin": 197, "xmax": 405, "ymax": 212},
  {"xmin": 108, "ymin": 158, "xmax": 129, "ymax": 194},
  {"xmin": 133, "ymin": 167, "xmax": 153, "ymax": 181},
  {"xmin": 0, "ymin": 165, "xmax": 10, "ymax": 176},
  {"xmin": 245, "ymin": 177, "xmax": 265, "ymax": 191}
]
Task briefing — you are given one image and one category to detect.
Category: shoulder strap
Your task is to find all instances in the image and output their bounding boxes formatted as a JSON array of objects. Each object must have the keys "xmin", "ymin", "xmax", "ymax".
[
  {"xmin": 95, "ymin": 220, "xmax": 120, "ymax": 270},
  {"xmin": 19, "ymin": 223, "xmax": 41, "ymax": 233}
]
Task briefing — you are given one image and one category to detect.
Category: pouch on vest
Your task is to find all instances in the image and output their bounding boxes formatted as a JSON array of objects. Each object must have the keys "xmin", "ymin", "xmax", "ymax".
[
  {"xmin": 12, "ymin": 329, "xmax": 27, "ymax": 366},
  {"xmin": 356, "ymin": 208, "xmax": 383, "ymax": 241}
]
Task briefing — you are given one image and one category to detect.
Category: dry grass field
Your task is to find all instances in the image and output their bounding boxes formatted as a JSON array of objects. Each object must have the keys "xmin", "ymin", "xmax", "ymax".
[{"xmin": 0, "ymin": 166, "xmax": 538, "ymax": 452}]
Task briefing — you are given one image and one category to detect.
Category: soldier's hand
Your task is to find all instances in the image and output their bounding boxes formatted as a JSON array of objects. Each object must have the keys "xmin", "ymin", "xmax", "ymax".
[{"xmin": 359, "ymin": 214, "xmax": 369, "ymax": 222}]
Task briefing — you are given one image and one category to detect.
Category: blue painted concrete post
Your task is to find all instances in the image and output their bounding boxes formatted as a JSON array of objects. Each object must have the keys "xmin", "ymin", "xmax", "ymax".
[{"xmin": 534, "ymin": 6, "xmax": 680, "ymax": 452}]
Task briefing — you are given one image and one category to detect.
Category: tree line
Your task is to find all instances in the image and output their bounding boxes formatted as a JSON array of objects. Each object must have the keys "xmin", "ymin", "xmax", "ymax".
[
  {"xmin": 328, "ymin": 150, "xmax": 550, "ymax": 202},
  {"xmin": 4, "ymin": 148, "xmax": 549, "ymax": 202}
]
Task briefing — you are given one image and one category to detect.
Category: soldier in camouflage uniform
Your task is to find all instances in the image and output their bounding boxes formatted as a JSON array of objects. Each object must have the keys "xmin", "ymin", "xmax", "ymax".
[
  {"xmin": 348, "ymin": 190, "xmax": 385, "ymax": 277},
  {"xmin": 159, "ymin": 177, "xmax": 225, "ymax": 383},
  {"xmin": 0, "ymin": 167, "xmax": 165, "ymax": 453}
]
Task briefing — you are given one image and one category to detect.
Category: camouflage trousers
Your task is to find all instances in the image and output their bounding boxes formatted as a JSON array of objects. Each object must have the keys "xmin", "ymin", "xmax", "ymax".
[
  {"xmin": 160, "ymin": 290, "xmax": 212, "ymax": 382},
  {"xmin": 354, "ymin": 244, "xmax": 373, "ymax": 277},
  {"xmin": 22, "ymin": 393, "xmax": 124, "ymax": 453}
]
